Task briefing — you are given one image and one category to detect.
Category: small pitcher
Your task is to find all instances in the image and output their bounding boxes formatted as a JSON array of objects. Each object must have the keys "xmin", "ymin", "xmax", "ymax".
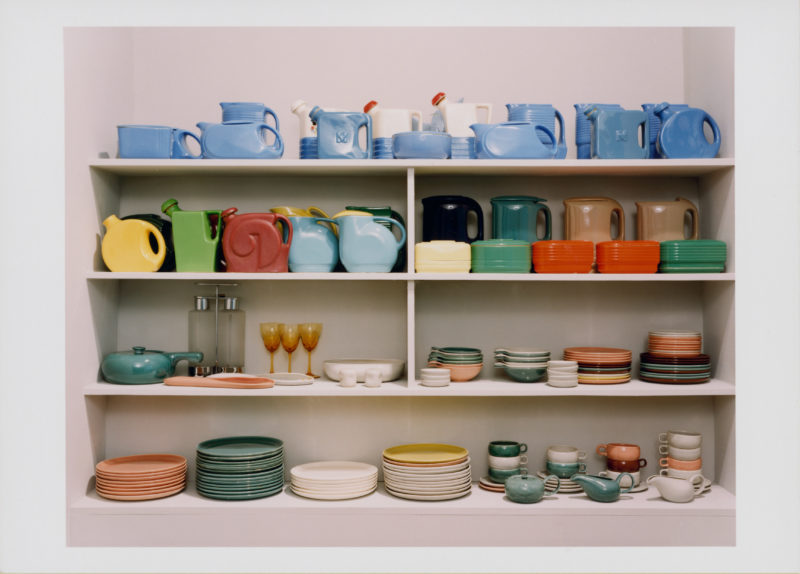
[
  {"xmin": 221, "ymin": 208, "xmax": 292, "ymax": 273},
  {"xmin": 506, "ymin": 104, "xmax": 567, "ymax": 158},
  {"xmin": 491, "ymin": 195, "xmax": 551, "ymax": 243},
  {"xmin": 287, "ymin": 216, "xmax": 339, "ymax": 272},
  {"xmin": 422, "ymin": 195, "xmax": 484, "ymax": 244},
  {"xmin": 161, "ymin": 199, "xmax": 222, "ymax": 272},
  {"xmin": 101, "ymin": 215, "xmax": 166, "ymax": 272},
  {"xmin": 563, "ymin": 197, "xmax": 625, "ymax": 243},
  {"xmin": 585, "ymin": 107, "xmax": 649, "ymax": 159},
  {"xmin": 336, "ymin": 214, "xmax": 406, "ymax": 272},
  {"xmin": 309, "ymin": 106, "xmax": 373, "ymax": 159},
  {"xmin": 636, "ymin": 197, "xmax": 699, "ymax": 241},
  {"xmin": 432, "ymin": 92, "xmax": 492, "ymax": 137}
]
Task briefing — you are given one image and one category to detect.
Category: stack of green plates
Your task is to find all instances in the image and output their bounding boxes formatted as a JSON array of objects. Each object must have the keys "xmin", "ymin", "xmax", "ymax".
[
  {"xmin": 659, "ymin": 240, "xmax": 727, "ymax": 273},
  {"xmin": 195, "ymin": 436, "xmax": 284, "ymax": 500}
]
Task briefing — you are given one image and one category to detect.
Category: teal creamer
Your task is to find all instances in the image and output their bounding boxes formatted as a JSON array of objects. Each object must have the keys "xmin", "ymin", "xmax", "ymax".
[{"xmin": 309, "ymin": 106, "xmax": 373, "ymax": 159}]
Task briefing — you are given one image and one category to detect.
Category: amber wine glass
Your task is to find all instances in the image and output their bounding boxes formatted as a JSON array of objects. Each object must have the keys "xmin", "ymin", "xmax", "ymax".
[
  {"xmin": 299, "ymin": 323, "xmax": 323, "ymax": 378},
  {"xmin": 280, "ymin": 324, "xmax": 301, "ymax": 373},
  {"xmin": 259, "ymin": 322, "xmax": 284, "ymax": 374}
]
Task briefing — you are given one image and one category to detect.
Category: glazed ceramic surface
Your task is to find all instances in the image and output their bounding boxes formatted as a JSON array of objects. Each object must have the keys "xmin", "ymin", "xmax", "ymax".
[
  {"xmin": 471, "ymin": 122, "xmax": 558, "ymax": 159},
  {"xmin": 585, "ymin": 107, "xmax": 649, "ymax": 159},
  {"xmin": 101, "ymin": 215, "xmax": 166, "ymax": 272},
  {"xmin": 491, "ymin": 195, "xmax": 552, "ymax": 243},
  {"xmin": 659, "ymin": 430, "xmax": 702, "ymax": 449},
  {"xmin": 655, "ymin": 102, "xmax": 721, "ymax": 158},
  {"xmin": 221, "ymin": 209, "xmax": 292, "ymax": 273},
  {"xmin": 505, "ymin": 104, "xmax": 567, "ymax": 158},
  {"xmin": 547, "ymin": 446, "xmax": 586, "ymax": 463},
  {"xmin": 117, "ymin": 125, "xmax": 202, "ymax": 159},
  {"xmin": 647, "ymin": 474, "xmax": 705, "ymax": 503},
  {"xmin": 636, "ymin": 197, "xmax": 699, "ymax": 241},
  {"xmin": 120, "ymin": 214, "xmax": 175, "ymax": 271},
  {"xmin": 336, "ymin": 215, "xmax": 405, "ymax": 272},
  {"xmin": 505, "ymin": 473, "xmax": 560, "ymax": 503},
  {"xmin": 570, "ymin": 473, "xmax": 633, "ymax": 502},
  {"xmin": 392, "ymin": 131, "xmax": 452, "ymax": 159},
  {"xmin": 488, "ymin": 441, "xmax": 527, "ymax": 457},
  {"xmin": 422, "ymin": 195, "xmax": 484, "ymax": 244},
  {"xmin": 563, "ymin": 197, "xmax": 625, "ymax": 243},
  {"xmin": 161, "ymin": 199, "xmax": 221, "ymax": 272},
  {"xmin": 197, "ymin": 120, "xmax": 283, "ymax": 159},
  {"xmin": 574, "ymin": 103, "xmax": 622, "ymax": 158},
  {"xmin": 310, "ymin": 106, "xmax": 373, "ymax": 159},
  {"xmin": 287, "ymin": 216, "xmax": 338, "ymax": 272},
  {"xmin": 546, "ymin": 461, "xmax": 586, "ymax": 478},
  {"xmin": 101, "ymin": 346, "xmax": 203, "ymax": 384},
  {"xmin": 432, "ymin": 92, "xmax": 492, "ymax": 137},
  {"xmin": 323, "ymin": 359, "xmax": 404, "ymax": 382},
  {"xmin": 364, "ymin": 101, "xmax": 423, "ymax": 138}
]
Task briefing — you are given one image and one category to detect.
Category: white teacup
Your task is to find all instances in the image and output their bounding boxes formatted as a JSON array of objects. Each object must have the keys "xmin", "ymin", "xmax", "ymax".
[
  {"xmin": 488, "ymin": 454, "xmax": 527, "ymax": 470},
  {"xmin": 658, "ymin": 445, "xmax": 701, "ymax": 460},
  {"xmin": 659, "ymin": 467, "xmax": 705, "ymax": 480},
  {"xmin": 659, "ymin": 430, "xmax": 702, "ymax": 449},
  {"xmin": 339, "ymin": 368, "xmax": 357, "ymax": 387},
  {"xmin": 599, "ymin": 469, "xmax": 640, "ymax": 488},
  {"xmin": 546, "ymin": 445, "xmax": 586, "ymax": 464}
]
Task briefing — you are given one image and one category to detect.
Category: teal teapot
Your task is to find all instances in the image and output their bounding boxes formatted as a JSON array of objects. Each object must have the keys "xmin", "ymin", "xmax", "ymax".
[
  {"xmin": 504, "ymin": 473, "xmax": 560, "ymax": 504},
  {"xmin": 101, "ymin": 346, "xmax": 203, "ymax": 384},
  {"xmin": 569, "ymin": 473, "xmax": 633, "ymax": 502},
  {"xmin": 336, "ymin": 213, "xmax": 406, "ymax": 272},
  {"xmin": 288, "ymin": 216, "xmax": 339, "ymax": 272}
]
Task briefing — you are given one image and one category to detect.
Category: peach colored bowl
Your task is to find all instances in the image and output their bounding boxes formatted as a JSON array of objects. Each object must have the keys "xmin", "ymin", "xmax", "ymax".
[
  {"xmin": 436, "ymin": 363, "xmax": 482, "ymax": 382},
  {"xmin": 660, "ymin": 456, "xmax": 702, "ymax": 471},
  {"xmin": 596, "ymin": 443, "xmax": 640, "ymax": 461}
]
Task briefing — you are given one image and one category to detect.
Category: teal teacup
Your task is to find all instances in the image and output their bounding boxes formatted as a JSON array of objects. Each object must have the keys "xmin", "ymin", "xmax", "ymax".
[
  {"xmin": 488, "ymin": 440, "xmax": 528, "ymax": 457},
  {"xmin": 488, "ymin": 466, "xmax": 522, "ymax": 484},
  {"xmin": 546, "ymin": 460, "xmax": 586, "ymax": 478}
]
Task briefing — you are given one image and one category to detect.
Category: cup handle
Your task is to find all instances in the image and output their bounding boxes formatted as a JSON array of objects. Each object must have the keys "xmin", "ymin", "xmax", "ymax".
[
  {"xmin": 534, "ymin": 125, "xmax": 558, "ymax": 157},
  {"xmin": 258, "ymin": 123, "xmax": 284, "ymax": 154},
  {"xmin": 577, "ymin": 462, "xmax": 586, "ymax": 473},
  {"xmin": 537, "ymin": 204, "xmax": 552, "ymax": 240},
  {"xmin": 596, "ymin": 444, "xmax": 608, "ymax": 456},
  {"xmin": 689, "ymin": 474, "xmax": 706, "ymax": 495},
  {"xmin": 173, "ymin": 129, "xmax": 203, "ymax": 159},
  {"xmin": 618, "ymin": 473, "xmax": 634, "ymax": 494},
  {"xmin": 476, "ymin": 103, "xmax": 492, "ymax": 124},
  {"xmin": 658, "ymin": 432, "xmax": 668, "ymax": 443},
  {"xmin": 262, "ymin": 106, "xmax": 280, "ymax": 132},
  {"xmin": 638, "ymin": 458, "xmax": 647, "ymax": 469},
  {"xmin": 576, "ymin": 450, "xmax": 587, "ymax": 461},
  {"xmin": 681, "ymin": 198, "xmax": 700, "ymax": 240},
  {"xmin": 519, "ymin": 455, "xmax": 528, "ymax": 465},
  {"xmin": 659, "ymin": 457, "xmax": 669, "ymax": 468},
  {"xmin": 659, "ymin": 468, "xmax": 668, "ymax": 476},
  {"xmin": 639, "ymin": 115, "xmax": 650, "ymax": 155},
  {"xmin": 273, "ymin": 214, "xmax": 293, "ymax": 245},
  {"xmin": 308, "ymin": 206, "xmax": 331, "ymax": 219},
  {"xmin": 410, "ymin": 110, "xmax": 423, "ymax": 131},
  {"xmin": 518, "ymin": 443, "xmax": 528, "ymax": 454},
  {"xmin": 544, "ymin": 474, "xmax": 561, "ymax": 495},
  {"xmin": 611, "ymin": 206, "xmax": 625, "ymax": 241},
  {"xmin": 658, "ymin": 444, "xmax": 669, "ymax": 455},
  {"xmin": 372, "ymin": 217, "xmax": 406, "ymax": 249}
]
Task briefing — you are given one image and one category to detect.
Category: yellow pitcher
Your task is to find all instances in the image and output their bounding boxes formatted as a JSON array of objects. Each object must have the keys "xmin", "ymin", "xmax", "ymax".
[{"xmin": 101, "ymin": 215, "xmax": 166, "ymax": 272}]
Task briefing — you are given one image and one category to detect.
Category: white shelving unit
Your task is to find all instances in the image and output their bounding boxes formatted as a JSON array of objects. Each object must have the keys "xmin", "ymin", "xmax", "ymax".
[{"xmin": 65, "ymin": 26, "xmax": 735, "ymax": 547}]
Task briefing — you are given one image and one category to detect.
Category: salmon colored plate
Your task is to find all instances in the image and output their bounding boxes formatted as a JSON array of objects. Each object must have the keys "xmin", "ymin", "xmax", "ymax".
[
  {"xmin": 578, "ymin": 378, "xmax": 631, "ymax": 384},
  {"xmin": 95, "ymin": 474, "xmax": 186, "ymax": 489},
  {"xmin": 96, "ymin": 484, "xmax": 186, "ymax": 501},
  {"xmin": 382, "ymin": 444, "xmax": 468, "ymax": 464},
  {"xmin": 165, "ymin": 375, "xmax": 274, "ymax": 389},
  {"xmin": 96, "ymin": 480, "xmax": 186, "ymax": 494},
  {"xmin": 96, "ymin": 455, "xmax": 187, "ymax": 476},
  {"xmin": 95, "ymin": 462, "xmax": 187, "ymax": 478}
]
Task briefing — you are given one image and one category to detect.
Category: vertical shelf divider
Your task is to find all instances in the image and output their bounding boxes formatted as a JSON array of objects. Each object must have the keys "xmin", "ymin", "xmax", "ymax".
[{"xmin": 406, "ymin": 167, "xmax": 417, "ymax": 387}]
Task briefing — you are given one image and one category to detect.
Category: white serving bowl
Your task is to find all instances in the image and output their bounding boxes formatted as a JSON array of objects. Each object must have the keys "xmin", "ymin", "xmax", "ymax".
[
  {"xmin": 546, "ymin": 377, "xmax": 578, "ymax": 388},
  {"xmin": 323, "ymin": 359, "xmax": 404, "ymax": 382}
]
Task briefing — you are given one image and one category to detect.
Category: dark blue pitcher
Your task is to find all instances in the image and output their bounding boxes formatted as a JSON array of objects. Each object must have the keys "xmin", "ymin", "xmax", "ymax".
[{"xmin": 422, "ymin": 195, "xmax": 484, "ymax": 244}]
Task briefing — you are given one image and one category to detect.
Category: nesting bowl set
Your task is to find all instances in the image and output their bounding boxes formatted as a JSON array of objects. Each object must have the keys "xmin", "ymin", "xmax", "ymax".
[
  {"xmin": 493, "ymin": 347, "xmax": 550, "ymax": 382},
  {"xmin": 427, "ymin": 347, "xmax": 484, "ymax": 381},
  {"xmin": 563, "ymin": 347, "xmax": 633, "ymax": 384}
]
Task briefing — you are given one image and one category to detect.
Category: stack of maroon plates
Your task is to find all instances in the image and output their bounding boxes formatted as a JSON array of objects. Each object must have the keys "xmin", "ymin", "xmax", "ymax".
[{"xmin": 563, "ymin": 347, "xmax": 632, "ymax": 384}]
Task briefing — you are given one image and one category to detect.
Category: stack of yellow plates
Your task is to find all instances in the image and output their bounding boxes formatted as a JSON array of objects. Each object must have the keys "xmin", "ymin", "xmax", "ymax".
[{"xmin": 382, "ymin": 443, "xmax": 472, "ymax": 501}]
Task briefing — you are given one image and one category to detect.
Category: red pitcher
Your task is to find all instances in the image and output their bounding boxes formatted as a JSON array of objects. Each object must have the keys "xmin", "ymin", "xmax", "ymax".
[{"xmin": 221, "ymin": 208, "xmax": 292, "ymax": 272}]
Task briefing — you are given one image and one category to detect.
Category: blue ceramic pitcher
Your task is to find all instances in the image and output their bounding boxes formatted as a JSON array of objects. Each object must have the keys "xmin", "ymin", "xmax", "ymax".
[
  {"xmin": 197, "ymin": 121, "xmax": 284, "ymax": 159},
  {"xmin": 506, "ymin": 104, "xmax": 567, "ymax": 158},
  {"xmin": 288, "ymin": 216, "xmax": 339, "ymax": 272},
  {"xmin": 309, "ymin": 106, "xmax": 373, "ymax": 159},
  {"xmin": 642, "ymin": 103, "xmax": 689, "ymax": 158},
  {"xmin": 220, "ymin": 102, "xmax": 280, "ymax": 127},
  {"xmin": 585, "ymin": 108, "xmax": 649, "ymax": 159},
  {"xmin": 574, "ymin": 103, "xmax": 622, "ymax": 159},
  {"xmin": 337, "ymin": 215, "xmax": 406, "ymax": 272},
  {"xmin": 654, "ymin": 102, "xmax": 721, "ymax": 159},
  {"xmin": 470, "ymin": 122, "xmax": 558, "ymax": 159}
]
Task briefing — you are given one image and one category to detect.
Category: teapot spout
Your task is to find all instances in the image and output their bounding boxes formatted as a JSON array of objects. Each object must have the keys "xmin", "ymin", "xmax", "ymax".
[
  {"xmin": 196, "ymin": 122, "xmax": 213, "ymax": 132},
  {"xmin": 469, "ymin": 123, "xmax": 490, "ymax": 138}
]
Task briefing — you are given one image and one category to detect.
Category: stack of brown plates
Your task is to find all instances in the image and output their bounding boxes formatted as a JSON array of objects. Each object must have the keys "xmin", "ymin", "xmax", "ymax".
[
  {"xmin": 563, "ymin": 347, "xmax": 632, "ymax": 384},
  {"xmin": 95, "ymin": 454, "xmax": 187, "ymax": 501},
  {"xmin": 640, "ymin": 329, "xmax": 711, "ymax": 384},
  {"xmin": 646, "ymin": 330, "xmax": 703, "ymax": 356}
]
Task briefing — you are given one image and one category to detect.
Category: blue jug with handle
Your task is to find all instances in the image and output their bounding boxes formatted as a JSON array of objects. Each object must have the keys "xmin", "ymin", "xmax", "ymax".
[
  {"xmin": 641, "ymin": 103, "xmax": 689, "ymax": 158},
  {"xmin": 574, "ymin": 103, "xmax": 622, "ymax": 159},
  {"xmin": 470, "ymin": 122, "xmax": 558, "ymax": 159},
  {"xmin": 336, "ymin": 214, "xmax": 406, "ymax": 272},
  {"xmin": 287, "ymin": 216, "xmax": 339, "ymax": 272},
  {"xmin": 197, "ymin": 101, "xmax": 284, "ymax": 159},
  {"xmin": 654, "ymin": 102, "xmax": 721, "ymax": 159},
  {"xmin": 309, "ymin": 106, "xmax": 373, "ymax": 159},
  {"xmin": 506, "ymin": 104, "xmax": 567, "ymax": 159},
  {"xmin": 585, "ymin": 107, "xmax": 649, "ymax": 159}
]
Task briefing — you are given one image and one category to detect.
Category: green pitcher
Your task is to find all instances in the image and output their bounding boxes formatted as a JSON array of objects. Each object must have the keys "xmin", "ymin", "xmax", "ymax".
[{"xmin": 161, "ymin": 198, "xmax": 222, "ymax": 272}]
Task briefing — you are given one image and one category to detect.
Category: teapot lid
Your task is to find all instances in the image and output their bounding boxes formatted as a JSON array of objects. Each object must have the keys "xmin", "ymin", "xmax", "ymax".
[
  {"xmin": 364, "ymin": 100, "xmax": 379, "ymax": 113},
  {"xmin": 432, "ymin": 92, "xmax": 446, "ymax": 106}
]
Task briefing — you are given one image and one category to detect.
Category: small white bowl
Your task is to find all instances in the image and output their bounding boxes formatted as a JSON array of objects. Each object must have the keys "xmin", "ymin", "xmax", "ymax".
[
  {"xmin": 420, "ymin": 378, "xmax": 450, "ymax": 387},
  {"xmin": 548, "ymin": 360, "xmax": 578, "ymax": 368},
  {"xmin": 546, "ymin": 378, "xmax": 578, "ymax": 388}
]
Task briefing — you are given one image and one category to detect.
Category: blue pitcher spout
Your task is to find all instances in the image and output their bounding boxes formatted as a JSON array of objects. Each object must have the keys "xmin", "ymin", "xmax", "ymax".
[
  {"xmin": 196, "ymin": 122, "xmax": 213, "ymax": 132},
  {"xmin": 469, "ymin": 123, "xmax": 490, "ymax": 138}
]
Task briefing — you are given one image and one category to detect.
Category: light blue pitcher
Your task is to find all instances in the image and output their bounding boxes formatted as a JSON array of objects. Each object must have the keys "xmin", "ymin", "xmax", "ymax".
[
  {"xmin": 337, "ymin": 215, "xmax": 406, "ymax": 272},
  {"xmin": 505, "ymin": 104, "xmax": 567, "ymax": 158},
  {"xmin": 288, "ymin": 216, "xmax": 339, "ymax": 272}
]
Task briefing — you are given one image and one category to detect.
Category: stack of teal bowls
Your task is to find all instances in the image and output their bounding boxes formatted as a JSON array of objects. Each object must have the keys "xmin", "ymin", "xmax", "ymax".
[
  {"xmin": 659, "ymin": 240, "xmax": 727, "ymax": 273},
  {"xmin": 471, "ymin": 239, "xmax": 532, "ymax": 273}
]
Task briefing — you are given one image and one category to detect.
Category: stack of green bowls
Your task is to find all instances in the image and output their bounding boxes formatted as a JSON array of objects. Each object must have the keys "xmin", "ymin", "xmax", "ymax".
[
  {"xmin": 471, "ymin": 239, "xmax": 532, "ymax": 273},
  {"xmin": 195, "ymin": 436, "xmax": 285, "ymax": 500},
  {"xmin": 659, "ymin": 240, "xmax": 727, "ymax": 273}
]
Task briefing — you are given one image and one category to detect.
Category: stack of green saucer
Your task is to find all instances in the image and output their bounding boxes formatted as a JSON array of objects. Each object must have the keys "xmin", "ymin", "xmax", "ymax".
[
  {"xmin": 195, "ymin": 436, "xmax": 284, "ymax": 500},
  {"xmin": 659, "ymin": 240, "xmax": 727, "ymax": 273}
]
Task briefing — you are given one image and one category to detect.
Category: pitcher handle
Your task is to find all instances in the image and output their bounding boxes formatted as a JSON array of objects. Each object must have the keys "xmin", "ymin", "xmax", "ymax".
[
  {"xmin": 258, "ymin": 123, "xmax": 284, "ymax": 155},
  {"xmin": 273, "ymin": 214, "xmax": 293, "ymax": 245},
  {"xmin": 140, "ymin": 221, "xmax": 166, "ymax": 268},
  {"xmin": 308, "ymin": 206, "xmax": 332, "ymax": 219},
  {"xmin": 173, "ymin": 129, "xmax": 203, "ymax": 159},
  {"xmin": 538, "ymin": 204, "xmax": 552, "ymax": 240},
  {"xmin": 476, "ymin": 103, "xmax": 492, "ymax": 124},
  {"xmin": 677, "ymin": 197, "xmax": 700, "ymax": 240},
  {"xmin": 618, "ymin": 473, "xmax": 634, "ymax": 494},
  {"xmin": 410, "ymin": 110, "xmax": 423, "ymax": 131},
  {"xmin": 703, "ymin": 113, "xmax": 721, "ymax": 155},
  {"xmin": 611, "ymin": 206, "xmax": 625, "ymax": 241},
  {"xmin": 361, "ymin": 115, "xmax": 374, "ymax": 157},
  {"xmin": 373, "ymin": 217, "xmax": 406, "ymax": 249},
  {"xmin": 463, "ymin": 197, "xmax": 484, "ymax": 243},
  {"xmin": 639, "ymin": 115, "xmax": 650, "ymax": 157},
  {"xmin": 534, "ymin": 125, "xmax": 558, "ymax": 157},
  {"xmin": 554, "ymin": 109, "xmax": 568, "ymax": 158},
  {"xmin": 689, "ymin": 474, "xmax": 706, "ymax": 495},
  {"xmin": 262, "ymin": 106, "xmax": 280, "ymax": 132}
]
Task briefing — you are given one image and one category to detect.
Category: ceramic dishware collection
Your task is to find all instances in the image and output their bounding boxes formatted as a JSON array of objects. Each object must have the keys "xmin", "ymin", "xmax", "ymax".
[
  {"xmin": 289, "ymin": 461, "xmax": 378, "ymax": 500},
  {"xmin": 659, "ymin": 239, "xmax": 727, "ymax": 273},
  {"xmin": 493, "ymin": 347, "xmax": 550, "ymax": 382},
  {"xmin": 427, "ymin": 347, "xmax": 483, "ymax": 382},
  {"xmin": 420, "ymin": 367, "xmax": 451, "ymax": 387},
  {"xmin": 195, "ymin": 436, "xmax": 285, "ymax": 500},
  {"xmin": 323, "ymin": 359, "xmax": 404, "ymax": 384},
  {"xmin": 595, "ymin": 240, "xmax": 661, "ymax": 273},
  {"xmin": 382, "ymin": 443, "xmax": 472, "ymax": 501},
  {"xmin": 536, "ymin": 445, "xmax": 586, "ymax": 494},
  {"xmin": 415, "ymin": 240, "xmax": 471, "ymax": 273},
  {"xmin": 563, "ymin": 347, "xmax": 632, "ymax": 384},
  {"xmin": 94, "ymin": 454, "xmax": 187, "ymax": 501},
  {"xmin": 640, "ymin": 330, "xmax": 712, "ymax": 384},
  {"xmin": 595, "ymin": 442, "xmax": 647, "ymax": 491},
  {"xmin": 656, "ymin": 430, "xmax": 710, "ymax": 496},
  {"xmin": 483, "ymin": 441, "xmax": 528, "ymax": 490},
  {"xmin": 531, "ymin": 240, "xmax": 594, "ymax": 273},
  {"xmin": 546, "ymin": 360, "xmax": 579, "ymax": 387}
]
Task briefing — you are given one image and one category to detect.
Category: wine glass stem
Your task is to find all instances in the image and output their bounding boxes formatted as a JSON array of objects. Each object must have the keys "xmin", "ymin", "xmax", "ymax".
[
  {"xmin": 287, "ymin": 352, "xmax": 292, "ymax": 373},
  {"xmin": 269, "ymin": 351, "xmax": 275, "ymax": 374},
  {"xmin": 306, "ymin": 350, "xmax": 313, "ymax": 376}
]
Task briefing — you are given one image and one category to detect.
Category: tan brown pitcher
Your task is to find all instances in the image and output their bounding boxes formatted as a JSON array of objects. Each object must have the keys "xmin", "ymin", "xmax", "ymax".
[
  {"xmin": 636, "ymin": 197, "xmax": 699, "ymax": 241},
  {"xmin": 563, "ymin": 197, "xmax": 625, "ymax": 243}
]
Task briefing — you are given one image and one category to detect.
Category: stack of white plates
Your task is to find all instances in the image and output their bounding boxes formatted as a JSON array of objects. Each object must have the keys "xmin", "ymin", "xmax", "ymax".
[
  {"xmin": 536, "ymin": 470, "xmax": 584, "ymax": 493},
  {"xmin": 420, "ymin": 367, "xmax": 450, "ymax": 387},
  {"xmin": 290, "ymin": 461, "xmax": 378, "ymax": 500},
  {"xmin": 382, "ymin": 443, "xmax": 472, "ymax": 501}
]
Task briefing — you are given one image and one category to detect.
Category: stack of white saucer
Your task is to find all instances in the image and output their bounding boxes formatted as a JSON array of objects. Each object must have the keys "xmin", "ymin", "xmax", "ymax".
[
  {"xmin": 420, "ymin": 367, "xmax": 450, "ymax": 387},
  {"xmin": 546, "ymin": 360, "xmax": 578, "ymax": 387}
]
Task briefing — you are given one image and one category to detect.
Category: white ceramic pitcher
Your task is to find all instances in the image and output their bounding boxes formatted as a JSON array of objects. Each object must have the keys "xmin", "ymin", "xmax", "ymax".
[
  {"xmin": 432, "ymin": 92, "xmax": 492, "ymax": 137},
  {"xmin": 364, "ymin": 100, "xmax": 423, "ymax": 138}
]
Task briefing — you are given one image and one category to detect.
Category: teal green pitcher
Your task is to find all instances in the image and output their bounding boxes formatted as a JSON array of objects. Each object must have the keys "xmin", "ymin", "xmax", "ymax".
[{"xmin": 161, "ymin": 198, "xmax": 222, "ymax": 272}]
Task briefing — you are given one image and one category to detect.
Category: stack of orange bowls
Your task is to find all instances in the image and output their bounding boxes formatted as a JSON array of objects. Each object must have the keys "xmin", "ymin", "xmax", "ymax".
[
  {"xmin": 563, "ymin": 347, "xmax": 633, "ymax": 384},
  {"xmin": 596, "ymin": 240, "xmax": 660, "ymax": 273},
  {"xmin": 532, "ymin": 240, "xmax": 594, "ymax": 273},
  {"xmin": 640, "ymin": 330, "xmax": 711, "ymax": 384}
]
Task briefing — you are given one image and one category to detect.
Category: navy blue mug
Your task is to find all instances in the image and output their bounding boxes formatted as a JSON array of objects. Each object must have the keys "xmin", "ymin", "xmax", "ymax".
[{"xmin": 422, "ymin": 195, "xmax": 484, "ymax": 244}]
